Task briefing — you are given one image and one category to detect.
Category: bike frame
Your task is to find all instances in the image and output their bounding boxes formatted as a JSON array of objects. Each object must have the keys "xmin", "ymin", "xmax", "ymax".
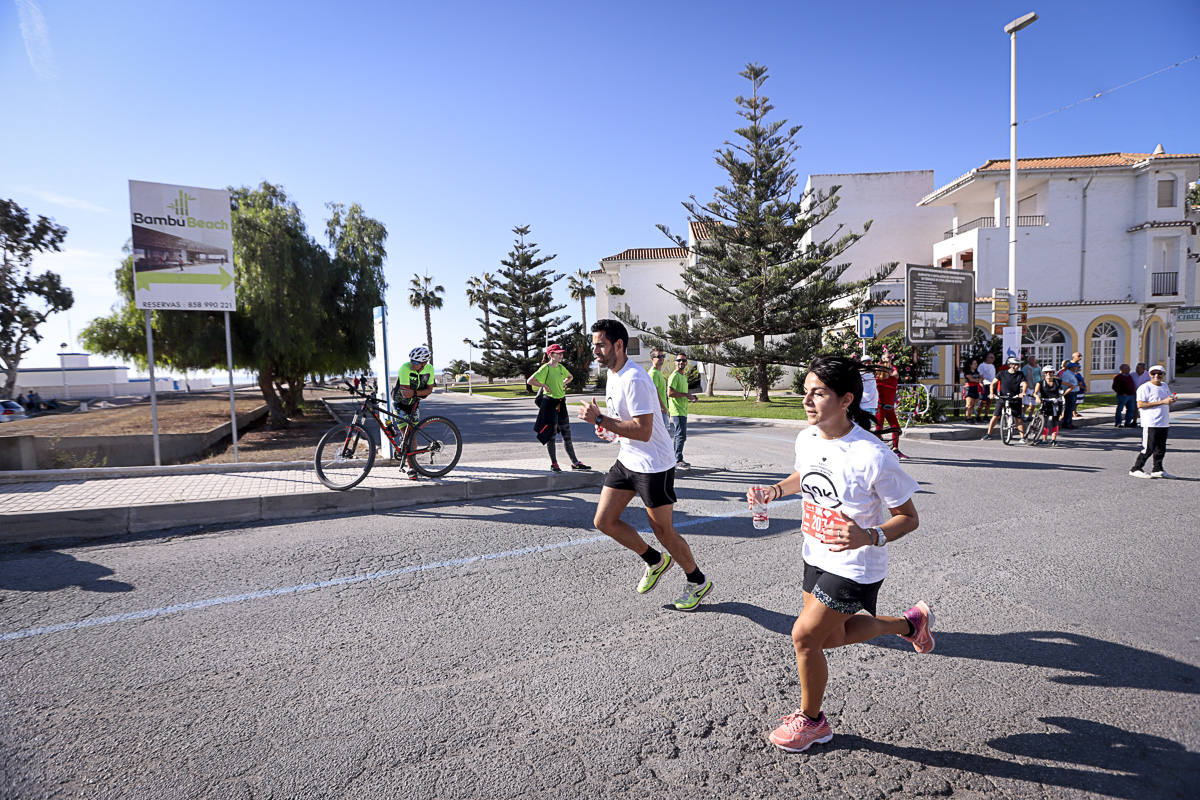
[{"xmin": 341, "ymin": 381, "xmax": 430, "ymax": 461}]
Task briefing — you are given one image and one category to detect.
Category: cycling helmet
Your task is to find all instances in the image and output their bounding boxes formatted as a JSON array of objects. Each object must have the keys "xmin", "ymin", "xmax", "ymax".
[
  {"xmin": 409, "ymin": 345, "xmax": 431, "ymax": 363},
  {"xmin": 1041, "ymin": 365, "xmax": 1055, "ymax": 373},
  {"xmin": 1006, "ymin": 357, "xmax": 1021, "ymax": 365}
]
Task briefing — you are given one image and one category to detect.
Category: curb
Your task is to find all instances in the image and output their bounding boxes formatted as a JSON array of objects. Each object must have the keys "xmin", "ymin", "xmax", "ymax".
[{"xmin": 0, "ymin": 469, "xmax": 609, "ymax": 545}]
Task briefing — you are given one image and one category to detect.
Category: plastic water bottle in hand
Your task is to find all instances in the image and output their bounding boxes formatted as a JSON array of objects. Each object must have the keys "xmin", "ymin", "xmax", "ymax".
[
  {"xmin": 595, "ymin": 425, "xmax": 618, "ymax": 443},
  {"xmin": 751, "ymin": 487, "xmax": 770, "ymax": 530}
]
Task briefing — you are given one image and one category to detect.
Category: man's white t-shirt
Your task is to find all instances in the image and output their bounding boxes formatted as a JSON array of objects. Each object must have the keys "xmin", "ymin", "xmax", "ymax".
[
  {"xmin": 860, "ymin": 370, "xmax": 878, "ymax": 412},
  {"xmin": 978, "ymin": 362, "xmax": 997, "ymax": 383},
  {"xmin": 1136, "ymin": 382, "xmax": 1172, "ymax": 428},
  {"xmin": 606, "ymin": 358, "xmax": 677, "ymax": 473},
  {"xmin": 794, "ymin": 424, "xmax": 920, "ymax": 585}
]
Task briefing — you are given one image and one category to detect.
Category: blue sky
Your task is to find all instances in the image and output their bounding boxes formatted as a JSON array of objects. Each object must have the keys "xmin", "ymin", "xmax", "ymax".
[{"xmin": 3, "ymin": 0, "xmax": 1198, "ymax": 376}]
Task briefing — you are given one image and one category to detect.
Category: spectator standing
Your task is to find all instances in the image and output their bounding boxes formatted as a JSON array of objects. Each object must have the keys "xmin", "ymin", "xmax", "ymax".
[
  {"xmin": 977, "ymin": 353, "xmax": 997, "ymax": 418},
  {"xmin": 16, "ymin": 392, "xmax": 27, "ymax": 409},
  {"xmin": 1021, "ymin": 355, "xmax": 1041, "ymax": 421},
  {"xmin": 860, "ymin": 355, "xmax": 878, "ymax": 423},
  {"xmin": 1058, "ymin": 361, "xmax": 1080, "ymax": 429},
  {"xmin": 1111, "ymin": 364, "xmax": 1137, "ymax": 428},
  {"xmin": 528, "ymin": 344, "xmax": 589, "ymax": 473},
  {"xmin": 874, "ymin": 359, "xmax": 906, "ymax": 459},
  {"xmin": 963, "ymin": 359, "xmax": 983, "ymax": 422},
  {"xmin": 1130, "ymin": 362, "xmax": 1152, "ymax": 389},
  {"xmin": 668, "ymin": 354, "xmax": 698, "ymax": 469},
  {"xmin": 647, "ymin": 350, "xmax": 674, "ymax": 435},
  {"xmin": 28, "ymin": 390, "xmax": 41, "ymax": 412},
  {"xmin": 1129, "ymin": 365, "xmax": 1177, "ymax": 479}
]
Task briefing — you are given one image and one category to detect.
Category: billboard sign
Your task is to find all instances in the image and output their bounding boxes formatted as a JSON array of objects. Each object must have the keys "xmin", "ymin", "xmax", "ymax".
[
  {"xmin": 905, "ymin": 266, "xmax": 975, "ymax": 345},
  {"xmin": 130, "ymin": 180, "xmax": 236, "ymax": 311}
]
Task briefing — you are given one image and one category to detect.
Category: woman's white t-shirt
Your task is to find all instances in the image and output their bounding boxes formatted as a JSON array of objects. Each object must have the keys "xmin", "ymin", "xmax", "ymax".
[
  {"xmin": 794, "ymin": 424, "xmax": 920, "ymax": 584},
  {"xmin": 606, "ymin": 359, "xmax": 677, "ymax": 474}
]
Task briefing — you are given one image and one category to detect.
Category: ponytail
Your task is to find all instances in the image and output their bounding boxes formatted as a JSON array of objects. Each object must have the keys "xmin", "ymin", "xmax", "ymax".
[{"xmin": 807, "ymin": 355, "xmax": 876, "ymax": 431}]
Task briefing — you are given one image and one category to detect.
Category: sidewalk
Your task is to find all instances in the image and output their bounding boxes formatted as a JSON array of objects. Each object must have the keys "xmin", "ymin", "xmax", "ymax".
[{"xmin": 0, "ymin": 458, "xmax": 604, "ymax": 546}]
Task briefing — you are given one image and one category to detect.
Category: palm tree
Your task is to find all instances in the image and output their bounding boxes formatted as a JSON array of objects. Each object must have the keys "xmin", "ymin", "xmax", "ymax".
[
  {"xmin": 465, "ymin": 271, "xmax": 499, "ymax": 381},
  {"xmin": 566, "ymin": 269, "xmax": 595, "ymax": 332},
  {"xmin": 408, "ymin": 273, "xmax": 445, "ymax": 363}
]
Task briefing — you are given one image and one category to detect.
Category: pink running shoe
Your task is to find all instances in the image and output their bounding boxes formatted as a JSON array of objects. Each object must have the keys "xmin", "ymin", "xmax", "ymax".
[
  {"xmin": 900, "ymin": 601, "xmax": 935, "ymax": 653},
  {"xmin": 769, "ymin": 710, "xmax": 833, "ymax": 753}
]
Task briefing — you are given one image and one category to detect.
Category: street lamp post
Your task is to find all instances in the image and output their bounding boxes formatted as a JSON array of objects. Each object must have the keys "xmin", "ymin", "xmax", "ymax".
[
  {"xmin": 1005, "ymin": 11, "xmax": 1037, "ymax": 343},
  {"xmin": 463, "ymin": 338, "xmax": 474, "ymax": 395}
]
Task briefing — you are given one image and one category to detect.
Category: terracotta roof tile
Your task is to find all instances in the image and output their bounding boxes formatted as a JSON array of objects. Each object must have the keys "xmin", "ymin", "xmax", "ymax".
[
  {"xmin": 600, "ymin": 247, "xmax": 689, "ymax": 262},
  {"xmin": 688, "ymin": 220, "xmax": 716, "ymax": 241}
]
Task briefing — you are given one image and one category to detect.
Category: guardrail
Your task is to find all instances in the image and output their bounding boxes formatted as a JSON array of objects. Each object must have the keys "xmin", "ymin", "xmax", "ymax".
[{"xmin": 944, "ymin": 215, "xmax": 1047, "ymax": 239}]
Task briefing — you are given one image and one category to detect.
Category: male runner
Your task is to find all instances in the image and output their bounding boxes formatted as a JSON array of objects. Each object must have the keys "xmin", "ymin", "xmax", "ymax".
[{"xmin": 578, "ymin": 319, "xmax": 713, "ymax": 611}]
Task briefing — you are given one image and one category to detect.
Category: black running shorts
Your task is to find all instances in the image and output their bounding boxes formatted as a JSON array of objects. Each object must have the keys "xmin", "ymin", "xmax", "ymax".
[
  {"xmin": 603, "ymin": 460, "xmax": 677, "ymax": 508},
  {"xmin": 803, "ymin": 560, "xmax": 883, "ymax": 616}
]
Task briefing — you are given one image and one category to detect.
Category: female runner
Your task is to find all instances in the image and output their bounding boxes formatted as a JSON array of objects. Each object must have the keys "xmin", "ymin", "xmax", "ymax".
[{"xmin": 747, "ymin": 355, "xmax": 934, "ymax": 753}]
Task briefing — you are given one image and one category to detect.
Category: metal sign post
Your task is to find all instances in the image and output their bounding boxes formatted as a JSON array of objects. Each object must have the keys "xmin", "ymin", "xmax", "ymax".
[
  {"xmin": 144, "ymin": 311, "xmax": 161, "ymax": 466},
  {"xmin": 225, "ymin": 311, "xmax": 237, "ymax": 462}
]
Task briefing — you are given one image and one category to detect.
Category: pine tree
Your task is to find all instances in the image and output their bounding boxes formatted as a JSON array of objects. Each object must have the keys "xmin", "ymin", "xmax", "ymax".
[
  {"xmin": 621, "ymin": 64, "xmax": 888, "ymax": 402},
  {"xmin": 483, "ymin": 225, "xmax": 568, "ymax": 384}
]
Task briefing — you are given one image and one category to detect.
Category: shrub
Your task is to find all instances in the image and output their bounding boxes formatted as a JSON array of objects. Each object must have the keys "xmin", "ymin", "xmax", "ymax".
[
  {"xmin": 731, "ymin": 364, "xmax": 783, "ymax": 399},
  {"xmin": 1176, "ymin": 339, "xmax": 1200, "ymax": 372}
]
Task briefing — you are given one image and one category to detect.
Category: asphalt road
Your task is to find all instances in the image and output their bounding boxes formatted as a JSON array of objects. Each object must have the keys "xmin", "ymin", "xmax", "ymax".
[{"xmin": 2, "ymin": 405, "xmax": 1199, "ymax": 799}]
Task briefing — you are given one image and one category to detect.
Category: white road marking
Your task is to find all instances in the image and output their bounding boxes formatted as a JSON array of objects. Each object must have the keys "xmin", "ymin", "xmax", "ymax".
[{"xmin": 0, "ymin": 498, "xmax": 802, "ymax": 643}]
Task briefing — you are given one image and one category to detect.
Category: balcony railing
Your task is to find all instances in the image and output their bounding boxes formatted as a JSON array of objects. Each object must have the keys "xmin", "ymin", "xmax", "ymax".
[
  {"xmin": 1151, "ymin": 271, "xmax": 1179, "ymax": 296},
  {"xmin": 944, "ymin": 215, "xmax": 1047, "ymax": 239}
]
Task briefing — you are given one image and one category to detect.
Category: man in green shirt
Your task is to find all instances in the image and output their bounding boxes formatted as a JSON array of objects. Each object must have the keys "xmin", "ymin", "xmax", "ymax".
[
  {"xmin": 527, "ymin": 343, "xmax": 589, "ymax": 472},
  {"xmin": 668, "ymin": 354, "xmax": 698, "ymax": 468},
  {"xmin": 647, "ymin": 349, "xmax": 673, "ymax": 435}
]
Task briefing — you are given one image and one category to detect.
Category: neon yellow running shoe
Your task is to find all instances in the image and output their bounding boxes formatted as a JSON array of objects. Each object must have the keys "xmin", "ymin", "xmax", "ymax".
[
  {"xmin": 672, "ymin": 579, "xmax": 713, "ymax": 611},
  {"xmin": 636, "ymin": 554, "xmax": 672, "ymax": 593}
]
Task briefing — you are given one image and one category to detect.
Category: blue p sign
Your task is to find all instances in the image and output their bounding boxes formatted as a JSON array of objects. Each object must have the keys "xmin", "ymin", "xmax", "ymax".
[{"xmin": 858, "ymin": 313, "xmax": 875, "ymax": 339}]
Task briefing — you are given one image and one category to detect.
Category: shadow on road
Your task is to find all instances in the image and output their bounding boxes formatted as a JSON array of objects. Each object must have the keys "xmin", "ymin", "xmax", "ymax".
[
  {"xmin": 694, "ymin": 601, "xmax": 795, "ymax": 635},
  {"xmin": 869, "ymin": 630, "xmax": 1200, "ymax": 694},
  {"xmin": 837, "ymin": 716, "xmax": 1199, "ymax": 799},
  {"xmin": 0, "ymin": 551, "xmax": 134, "ymax": 593}
]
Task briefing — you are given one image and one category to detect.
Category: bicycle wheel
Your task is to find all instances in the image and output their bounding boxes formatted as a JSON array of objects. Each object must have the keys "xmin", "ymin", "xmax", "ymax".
[
  {"xmin": 315, "ymin": 423, "xmax": 376, "ymax": 490},
  {"xmin": 1000, "ymin": 409, "xmax": 1015, "ymax": 445},
  {"xmin": 406, "ymin": 416, "xmax": 462, "ymax": 478},
  {"xmin": 1025, "ymin": 414, "xmax": 1044, "ymax": 443}
]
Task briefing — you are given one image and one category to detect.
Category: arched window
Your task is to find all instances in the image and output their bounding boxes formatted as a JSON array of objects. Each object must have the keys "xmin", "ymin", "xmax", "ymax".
[
  {"xmin": 1023, "ymin": 324, "xmax": 1067, "ymax": 372},
  {"xmin": 1090, "ymin": 322, "xmax": 1120, "ymax": 372}
]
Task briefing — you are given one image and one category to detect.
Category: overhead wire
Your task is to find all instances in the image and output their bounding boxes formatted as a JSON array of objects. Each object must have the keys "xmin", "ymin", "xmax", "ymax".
[{"xmin": 1022, "ymin": 54, "xmax": 1199, "ymax": 124}]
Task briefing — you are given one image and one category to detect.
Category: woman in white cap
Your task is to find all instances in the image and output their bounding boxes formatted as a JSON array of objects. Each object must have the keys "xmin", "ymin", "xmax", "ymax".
[{"xmin": 528, "ymin": 343, "xmax": 590, "ymax": 472}]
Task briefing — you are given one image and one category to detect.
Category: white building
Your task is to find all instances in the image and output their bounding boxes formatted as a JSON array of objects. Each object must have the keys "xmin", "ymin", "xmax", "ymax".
[
  {"xmin": 11, "ymin": 353, "xmax": 209, "ymax": 401},
  {"xmin": 870, "ymin": 148, "xmax": 1199, "ymax": 383}
]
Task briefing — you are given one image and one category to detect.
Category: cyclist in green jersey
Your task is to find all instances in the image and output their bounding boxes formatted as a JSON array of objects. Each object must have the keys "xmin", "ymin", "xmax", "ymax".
[
  {"xmin": 394, "ymin": 345, "xmax": 436, "ymax": 418},
  {"xmin": 528, "ymin": 343, "xmax": 590, "ymax": 472}
]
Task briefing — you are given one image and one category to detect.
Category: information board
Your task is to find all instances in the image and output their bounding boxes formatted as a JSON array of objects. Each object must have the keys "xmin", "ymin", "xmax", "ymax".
[
  {"xmin": 130, "ymin": 180, "xmax": 236, "ymax": 311},
  {"xmin": 905, "ymin": 265, "xmax": 975, "ymax": 345}
]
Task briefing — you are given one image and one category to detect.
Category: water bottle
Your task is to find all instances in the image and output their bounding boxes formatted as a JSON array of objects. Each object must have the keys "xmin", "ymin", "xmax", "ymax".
[
  {"xmin": 751, "ymin": 487, "xmax": 769, "ymax": 530},
  {"xmin": 595, "ymin": 424, "xmax": 618, "ymax": 443}
]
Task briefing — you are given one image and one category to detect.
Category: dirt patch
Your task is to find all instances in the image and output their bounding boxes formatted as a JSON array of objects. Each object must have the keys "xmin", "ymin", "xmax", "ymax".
[
  {"xmin": 0, "ymin": 393, "xmax": 272, "ymax": 437},
  {"xmin": 196, "ymin": 399, "xmax": 335, "ymax": 463}
]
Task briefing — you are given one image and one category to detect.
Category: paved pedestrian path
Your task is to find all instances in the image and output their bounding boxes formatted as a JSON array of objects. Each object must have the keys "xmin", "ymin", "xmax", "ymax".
[{"xmin": 0, "ymin": 458, "xmax": 605, "ymax": 545}]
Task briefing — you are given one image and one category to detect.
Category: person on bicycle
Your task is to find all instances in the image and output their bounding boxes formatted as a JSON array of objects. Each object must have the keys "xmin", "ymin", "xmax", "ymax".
[
  {"xmin": 983, "ymin": 357, "xmax": 1027, "ymax": 441},
  {"xmin": 1033, "ymin": 365, "xmax": 1066, "ymax": 447},
  {"xmin": 394, "ymin": 345, "xmax": 436, "ymax": 418},
  {"xmin": 528, "ymin": 343, "xmax": 590, "ymax": 472}
]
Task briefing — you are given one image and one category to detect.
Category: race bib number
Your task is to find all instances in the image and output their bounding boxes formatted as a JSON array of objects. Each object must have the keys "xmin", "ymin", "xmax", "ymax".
[{"xmin": 801, "ymin": 500, "xmax": 839, "ymax": 544}]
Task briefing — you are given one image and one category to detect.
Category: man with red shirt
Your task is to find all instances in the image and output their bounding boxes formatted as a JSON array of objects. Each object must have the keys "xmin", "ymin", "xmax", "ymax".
[{"xmin": 874, "ymin": 359, "xmax": 907, "ymax": 459}]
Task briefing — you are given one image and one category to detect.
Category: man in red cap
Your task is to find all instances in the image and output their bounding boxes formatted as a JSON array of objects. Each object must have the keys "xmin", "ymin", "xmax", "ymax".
[{"xmin": 528, "ymin": 343, "xmax": 590, "ymax": 472}]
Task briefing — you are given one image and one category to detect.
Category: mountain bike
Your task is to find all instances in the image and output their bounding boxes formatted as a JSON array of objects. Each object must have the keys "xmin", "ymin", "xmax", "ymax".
[
  {"xmin": 1025, "ymin": 396, "xmax": 1063, "ymax": 445},
  {"xmin": 995, "ymin": 393, "xmax": 1023, "ymax": 445},
  {"xmin": 314, "ymin": 378, "xmax": 463, "ymax": 490}
]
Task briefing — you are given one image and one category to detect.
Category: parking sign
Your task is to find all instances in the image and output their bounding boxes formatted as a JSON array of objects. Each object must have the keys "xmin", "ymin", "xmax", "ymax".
[{"xmin": 858, "ymin": 313, "xmax": 875, "ymax": 339}]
